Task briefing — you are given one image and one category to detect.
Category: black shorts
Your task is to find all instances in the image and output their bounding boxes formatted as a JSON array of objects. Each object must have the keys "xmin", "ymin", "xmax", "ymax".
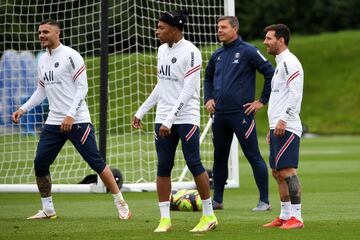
[
  {"xmin": 155, "ymin": 123, "xmax": 205, "ymax": 177},
  {"xmin": 269, "ymin": 129, "xmax": 300, "ymax": 170}
]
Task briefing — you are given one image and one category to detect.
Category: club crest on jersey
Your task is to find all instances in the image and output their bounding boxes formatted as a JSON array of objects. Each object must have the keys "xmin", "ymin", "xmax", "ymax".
[
  {"xmin": 54, "ymin": 62, "xmax": 59, "ymax": 68},
  {"xmin": 171, "ymin": 57, "xmax": 177, "ymax": 63},
  {"xmin": 232, "ymin": 52, "xmax": 240, "ymax": 63}
]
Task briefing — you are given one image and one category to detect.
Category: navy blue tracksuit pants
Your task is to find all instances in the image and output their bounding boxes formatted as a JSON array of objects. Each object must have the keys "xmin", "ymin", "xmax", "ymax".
[
  {"xmin": 212, "ymin": 112, "xmax": 269, "ymax": 204},
  {"xmin": 34, "ymin": 123, "xmax": 106, "ymax": 177}
]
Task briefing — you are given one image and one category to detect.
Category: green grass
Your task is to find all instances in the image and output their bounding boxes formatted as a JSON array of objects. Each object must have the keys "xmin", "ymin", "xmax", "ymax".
[{"xmin": 1, "ymin": 135, "xmax": 359, "ymax": 240}]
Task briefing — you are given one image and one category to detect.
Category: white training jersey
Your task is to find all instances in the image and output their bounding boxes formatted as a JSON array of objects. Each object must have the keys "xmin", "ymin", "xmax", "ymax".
[
  {"xmin": 268, "ymin": 49, "xmax": 303, "ymax": 137},
  {"xmin": 20, "ymin": 44, "xmax": 91, "ymax": 124},
  {"xmin": 135, "ymin": 38, "xmax": 201, "ymax": 128}
]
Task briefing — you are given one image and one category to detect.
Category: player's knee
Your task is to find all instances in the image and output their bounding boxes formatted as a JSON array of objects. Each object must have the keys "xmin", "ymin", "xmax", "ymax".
[
  {"xmin": 88, "ymin": 160, "xmax": 106, "ymax": 174},
  {"xmin": 34, "ymin": 157, "xmax": 50, "ymax": 177},
  {"xmin": 187, "ymin": 161, "xmax": 205, "ymax": 177},
  {"xmin": 277, "ymin": 170, "xmax": 291, "ymax": 181},
  {"xmin": 157, "ymin": 162, "xmax": 173, "ymax": 177},
  {"xmin": 271, "ymin": 169, "xmax": 278, "ymax": 180}
]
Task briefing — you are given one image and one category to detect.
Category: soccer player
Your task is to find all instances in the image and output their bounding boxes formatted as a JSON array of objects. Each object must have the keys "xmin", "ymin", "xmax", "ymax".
[
  {"xmin": 204, "ymin": 16, "xmax": 274, "ymax": 211},
  {"xmin": 12, "ymin": 19, "xmax": 131, "ymax": 220},
  {"xmin": 262, "ymin": 24, "xmax": 304, "ymax": 229},
  {"xmin": 132, "ymin": 10, "xmax": 217, "ymax": 232}
]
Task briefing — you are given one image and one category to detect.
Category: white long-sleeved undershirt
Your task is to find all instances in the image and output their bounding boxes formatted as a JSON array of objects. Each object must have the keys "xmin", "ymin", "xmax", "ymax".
[
  {"xmin": 135, "ymin": 38, "xmax": 201, "ymax": 128},
  {"xmin": 20, "ymin": 44, "xmax": 91, "ymax": 124},
  {"xmin": 268, "ymin": 49, "xmax": 304, "ymax": 137}
]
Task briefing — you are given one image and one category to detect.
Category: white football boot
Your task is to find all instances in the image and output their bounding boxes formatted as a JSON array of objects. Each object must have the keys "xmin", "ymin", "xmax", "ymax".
[
  {"xmin": 27, "ymin": 210, "xmax": 57, "ymax": 220},
  {"xmin": 117, "ymin": 200, "xmax": 132, "ymax": 220}
]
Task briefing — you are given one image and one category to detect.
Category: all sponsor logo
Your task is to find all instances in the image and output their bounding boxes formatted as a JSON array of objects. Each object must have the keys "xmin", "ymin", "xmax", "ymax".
[
  {"xmin": 159, "ymin": 65, "xmax": 171, "ymax": 76},
  {"xmin": 171, "ymin": 57, "xmax": 177, "ymax": 63},
  {"xmin": 54, "ymin": 62, "xmax": 59, "ymax": 68},
  {"xmin": 43, "ymin": 71, "xmax": 54, "ymax": 82}
]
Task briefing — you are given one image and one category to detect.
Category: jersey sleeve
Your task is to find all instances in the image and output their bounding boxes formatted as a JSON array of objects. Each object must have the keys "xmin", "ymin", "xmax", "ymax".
[
  {"xmin": 249, "ymin": 48, "xmax": 274, "ymax": 104},
  {"xmin": 20, "ymin": 79, "xmax": 46, "ymax": 112},
  {"xmin": 66, "ymin": 51, "xmax": 88, "ymax": 118},
  {"xmin": 203, "ymin": 53, "xmax": 216, "ymax": 104},
  {"xmin": 162, "ymin": 49, "xmax": 202, "ymax": 128},
  {"xmin": 134, "ymin": 84, "xmax": 160, "ymax": 119},
  {"xmin": 280, "ymin": 60, "xmax": 303, "ymax": 122}
]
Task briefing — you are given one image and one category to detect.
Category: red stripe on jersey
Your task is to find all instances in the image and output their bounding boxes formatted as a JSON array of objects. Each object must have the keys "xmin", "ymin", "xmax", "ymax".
[
  {"xmin": 287, "ymin": 71, "xmax": 300, "ymax": 84},
  {"xmin": 275, "ymin": 133, "xmax": 295, "ymax": 168},
  {"xmin": 287, "ymin": 73, "xmax": 300, "ymax": 85},
  {"xmin": 80, "ymin": 124, "xmax": 91, "ymax": 145},
  {"xmin": 73, "ymin": 64, "xmax": 86, "ymax": 81},
  {"xmin": 245, "ymin": 119, "xmax": 255, "ymax": 139},
  {"xmin": 185, "ymin": 125, "xmax": 197, "ymax": 142},
  {"xmin": 184, "ymin": 65, "xmax": 201, "ymax": 79}
]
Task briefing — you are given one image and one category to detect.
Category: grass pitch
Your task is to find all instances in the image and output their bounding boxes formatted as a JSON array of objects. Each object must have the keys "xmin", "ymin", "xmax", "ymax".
[{"xmin": 1, "ymin": 135, "xmax": 359, "ymax": 240}]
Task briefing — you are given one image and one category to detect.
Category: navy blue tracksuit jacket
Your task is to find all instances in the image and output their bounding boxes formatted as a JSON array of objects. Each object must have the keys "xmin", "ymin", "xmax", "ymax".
[
  {"xmin": 204, "ymin": 37, "xmax": 274, "ymax": 111},
  {"xmin": 204, "ymin": 37, "xmax": 274, "ymax": 204}
]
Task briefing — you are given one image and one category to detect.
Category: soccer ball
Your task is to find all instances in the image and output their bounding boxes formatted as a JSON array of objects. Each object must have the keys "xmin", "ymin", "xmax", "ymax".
[
  {"xmin": 170, "ymin": 189, "xmax": 187, "ymax": 210},
  {"xmin": 170, "ymin": 189, "xmax": 202, "ymax": 211}
]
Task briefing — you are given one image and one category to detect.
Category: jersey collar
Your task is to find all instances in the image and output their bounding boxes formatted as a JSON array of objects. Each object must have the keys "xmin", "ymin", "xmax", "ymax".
[
  {"xmin": 167, "ymin": 38, "xmax": 185, "ymax": 49},
  {"xmin": 275, "ymin": 48, "xmax": 290, "ymax": 64},
  {"xmin": 223, "ymin": 36, "xmax": 243, "ymax": 48},
  {"xmin": 46, "ymin": 43, "xmax": 63, "ymax": 56}
]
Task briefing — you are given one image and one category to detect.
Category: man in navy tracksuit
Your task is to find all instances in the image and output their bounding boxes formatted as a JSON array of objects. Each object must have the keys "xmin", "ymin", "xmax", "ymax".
[{"xmin": 204, "ymin": 16, "xmax": 275, "ymax": 211}]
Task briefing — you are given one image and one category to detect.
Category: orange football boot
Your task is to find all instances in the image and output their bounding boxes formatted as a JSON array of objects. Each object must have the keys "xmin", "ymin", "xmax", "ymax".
[
  {"xmin": 279, "ymin": 217, "xmax": 304, "ymax": 229},
  {"xmin": 263, "ymin": 217, "xmax": 287, "ymax": 227}
]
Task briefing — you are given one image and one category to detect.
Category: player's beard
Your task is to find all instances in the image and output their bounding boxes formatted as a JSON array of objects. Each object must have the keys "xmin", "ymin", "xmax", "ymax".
[
  {"xmin": 40, "ymin": 39, "xmax": 49, "ymax": 48},
  {"xmin": 267, "ymin": 44, "xmax": 279, "ymax": 55}
]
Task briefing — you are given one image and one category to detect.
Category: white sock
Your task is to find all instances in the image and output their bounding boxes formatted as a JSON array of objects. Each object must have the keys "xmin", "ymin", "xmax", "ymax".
[
  {"xmin": 202, "ymin": 198, "xmax": 214, "ymax": 216},
  {"xmin": 279, "ymin": 201, "xmax": 291, "ymax": 220},
  {"xmin": 112, "ymin": 192, "xmax": 125, "ymax": 211},
  {"xmin": 112, "ymin": 192, "xmax": 124, "ymax": 202},
  {"xmin": 41, "ymin": 196, "xmax": 55, "ymax": 213},
  {"xmin": 158, "ymin": 201, "xmax": 170, "ymax": 219},
  {"xmin": 291, "ymin": 204, "xmax": 303, "ymax": 222}
]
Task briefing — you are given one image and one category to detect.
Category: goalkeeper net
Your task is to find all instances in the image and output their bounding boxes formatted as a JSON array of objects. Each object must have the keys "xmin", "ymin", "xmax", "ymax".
[{"xmin": 0, "ymin": 0, "xmax": 238, "ymax": 192}]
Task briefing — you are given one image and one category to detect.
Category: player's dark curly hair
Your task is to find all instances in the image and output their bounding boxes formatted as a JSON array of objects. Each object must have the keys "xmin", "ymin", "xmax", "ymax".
[{"xmin": 264, "ymin": 24, "xmax": 291, "ymax": 46}]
